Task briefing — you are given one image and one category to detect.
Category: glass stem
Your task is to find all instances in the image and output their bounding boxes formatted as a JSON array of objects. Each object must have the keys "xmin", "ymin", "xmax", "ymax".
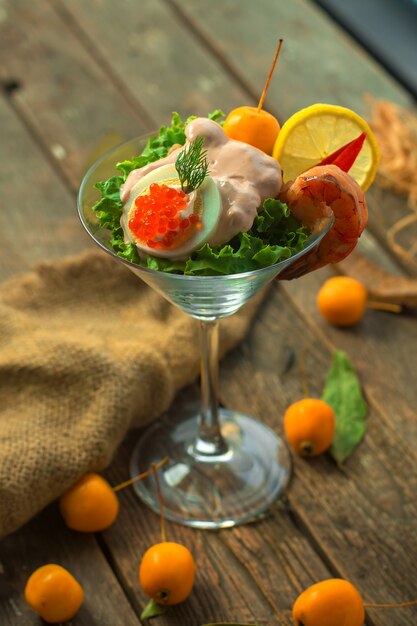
[{"xmin": 192, "ymin": 320, "xmax": 228, "ymax": 457}]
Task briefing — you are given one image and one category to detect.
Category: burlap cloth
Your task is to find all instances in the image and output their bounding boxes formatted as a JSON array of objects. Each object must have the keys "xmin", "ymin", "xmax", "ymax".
[{"xmin": 0, "ymin": 250, "xmax": 263, "ymax": 537}]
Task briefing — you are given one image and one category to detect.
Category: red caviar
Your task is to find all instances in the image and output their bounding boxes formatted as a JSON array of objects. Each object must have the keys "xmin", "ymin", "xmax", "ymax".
[{"xmin": 128, "ymin": 183, "xmax": 200, "ymax": 250}]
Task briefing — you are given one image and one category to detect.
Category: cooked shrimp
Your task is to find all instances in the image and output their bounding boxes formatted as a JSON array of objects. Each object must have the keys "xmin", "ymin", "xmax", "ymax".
[{"xmin": 279, "ymin": 164, "xmax": 368, "ymax": 278}]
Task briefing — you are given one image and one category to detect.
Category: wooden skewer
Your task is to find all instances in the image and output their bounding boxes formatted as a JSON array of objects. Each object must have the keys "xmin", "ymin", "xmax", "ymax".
[{"xmin": 257, "ymin": 38, "xmax": 283, "ymax": 113}]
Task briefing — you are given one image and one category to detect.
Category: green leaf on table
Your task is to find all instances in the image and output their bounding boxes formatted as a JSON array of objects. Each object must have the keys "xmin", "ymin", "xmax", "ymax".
[
  {"xmin": 321, "ymin": 351, "xmax": 367, "ymax": 464},
  {"xmin": 140, "ymin": 598, "xmax": 169, "ymax": 620}
]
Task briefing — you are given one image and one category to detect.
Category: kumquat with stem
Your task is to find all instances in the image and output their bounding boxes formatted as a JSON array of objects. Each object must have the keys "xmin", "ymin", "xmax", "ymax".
[
  {"xmin": 59, "ymin": 457, "xmax": 169, "ymax": 532},
  {"xmin": 138, "ymin": 461, "xmax": 196, "ymax": 619},
  {"xmin": 292, "ymin": 578, "xmax": 417, "ymax": 626},
  {"xmin": 223, "ymin": 39, "xmax": 283, "ymax": 154}
]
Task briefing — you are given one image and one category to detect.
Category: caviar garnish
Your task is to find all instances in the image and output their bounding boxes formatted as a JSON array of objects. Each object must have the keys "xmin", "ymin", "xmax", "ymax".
[{"xmin": 128, "ymin": 183, "xmax": 200, "ymax": 249}]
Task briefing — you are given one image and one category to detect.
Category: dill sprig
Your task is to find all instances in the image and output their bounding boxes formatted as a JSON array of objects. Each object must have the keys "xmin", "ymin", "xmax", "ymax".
[{"xmin": 175, "ymin": 137, "xmax": 209, "ymax": 193}]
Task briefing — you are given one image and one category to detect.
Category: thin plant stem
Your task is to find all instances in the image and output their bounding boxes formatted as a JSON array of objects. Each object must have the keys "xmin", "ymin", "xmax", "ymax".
[
  {"xmin": 364, "ymin": 600, "xmax": 417, "ymax": 609},
  {"xmin": 112, "ymin": 456, "xmax": 169, "ymax": 492},
  {"xmin": 367, "ymin": 300, "xmax": 402, "ymax": 313},
  {"xmin": 152, "ymin": 463, "xmax": 167, "ymax": 543}
]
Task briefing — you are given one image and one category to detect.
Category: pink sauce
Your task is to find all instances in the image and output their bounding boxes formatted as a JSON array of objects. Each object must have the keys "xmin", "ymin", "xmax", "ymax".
[{"xmin": 120, "ymin": 118, "xmax": 282, "ymax": 250}]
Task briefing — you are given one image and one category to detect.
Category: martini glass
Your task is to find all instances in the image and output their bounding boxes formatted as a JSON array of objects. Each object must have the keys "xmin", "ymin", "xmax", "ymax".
[{"xmin": 78, "ymin": 135, "xmax": 332, "ymax": 529}]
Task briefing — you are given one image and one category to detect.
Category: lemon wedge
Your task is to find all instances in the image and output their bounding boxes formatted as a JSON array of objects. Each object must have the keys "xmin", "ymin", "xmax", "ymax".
[{"xmin": 273, "ymin": 103, "xmax": 380, "ymax": 191}]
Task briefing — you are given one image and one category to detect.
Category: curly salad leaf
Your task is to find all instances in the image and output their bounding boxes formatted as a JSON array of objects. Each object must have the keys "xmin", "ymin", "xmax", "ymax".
[{"xmin": 92, "ymin": 111, "xmax": 309, "ymax": 275}]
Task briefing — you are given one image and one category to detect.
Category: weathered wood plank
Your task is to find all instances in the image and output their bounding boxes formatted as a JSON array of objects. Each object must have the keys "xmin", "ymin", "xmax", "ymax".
[
  {"xmin": 219, "ymin": 282, "xmax": 417, "ymax": 625},
  {"xmin": 102, "ymin": 410, "xmax": 334, "ymax": 626},
  {"xmin": 284, "ymin": 260, "xmax": 417, "ymax": 447},
  {"xmin": 0, "ymin": 0, "xmax": 151, "ymax": 190},
  {"xmin": 101, "ymin": 438, "xmax": 280, "ymax": 625},
  {"xmin": 0, "ymin": 505, "xmax": 142, "ymax": 625},
  {"xmin": 56, "ymin": 0, "xmax": 251, "ymax": 121},
  {"xmin": 2, "ymin": 2, "xmax": 416, "ymax": 625},
  {"xmin": 218, "ymin": 510, "xmax": 333, "ymax": 625},
  {"xmin": 167, "ymin": 0, "xmax": 412, "ymax": 119},
  {"xmin": 0, "ymin": 95, "xmax": 92, "ymax": 281}
]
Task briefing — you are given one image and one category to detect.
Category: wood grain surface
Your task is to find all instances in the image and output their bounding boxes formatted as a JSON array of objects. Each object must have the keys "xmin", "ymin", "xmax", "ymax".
[{"xmin": 1, "ymin": 0, "xmax": 416, "ymax": 625}]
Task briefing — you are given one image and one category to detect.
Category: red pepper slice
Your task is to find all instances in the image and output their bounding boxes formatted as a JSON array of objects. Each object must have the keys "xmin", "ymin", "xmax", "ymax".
[{"xmin": 316, "ymin": 131, "xmax": 367, "ymax": 172}]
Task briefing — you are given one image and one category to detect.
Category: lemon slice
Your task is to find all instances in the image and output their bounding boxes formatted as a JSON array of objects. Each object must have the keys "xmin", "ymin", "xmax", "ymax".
[{"xmin": 273, "ymin": 103, "xmax": 380, "ymax": 191}]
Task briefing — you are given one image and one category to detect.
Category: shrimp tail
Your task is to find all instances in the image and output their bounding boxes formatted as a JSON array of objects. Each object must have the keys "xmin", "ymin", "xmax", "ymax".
[{"xmin": 279, "ymin": 164, "xmax": 368, "ymax": 279}]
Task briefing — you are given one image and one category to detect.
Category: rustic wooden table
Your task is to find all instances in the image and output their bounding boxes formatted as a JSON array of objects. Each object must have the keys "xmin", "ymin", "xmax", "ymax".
[{"xmin": 1, "ymin": 1, "xmax": 416, "ymax": 625}]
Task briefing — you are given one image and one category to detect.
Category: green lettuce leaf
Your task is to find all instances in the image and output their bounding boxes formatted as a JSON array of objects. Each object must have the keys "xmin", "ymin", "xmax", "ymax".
[
  {"xmin": 91, "ymin": 111, "xmax": 309, "ymax": 276},
  {"xmin": 115, "ymin": 110, "xmax": 223, "ymax": 179}
]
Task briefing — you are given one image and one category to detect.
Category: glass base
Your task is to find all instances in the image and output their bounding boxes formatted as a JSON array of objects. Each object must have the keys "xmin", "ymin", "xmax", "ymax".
[{"xmin": 130, "ymin": 408, "xmax": 291, "ymax": 529}]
